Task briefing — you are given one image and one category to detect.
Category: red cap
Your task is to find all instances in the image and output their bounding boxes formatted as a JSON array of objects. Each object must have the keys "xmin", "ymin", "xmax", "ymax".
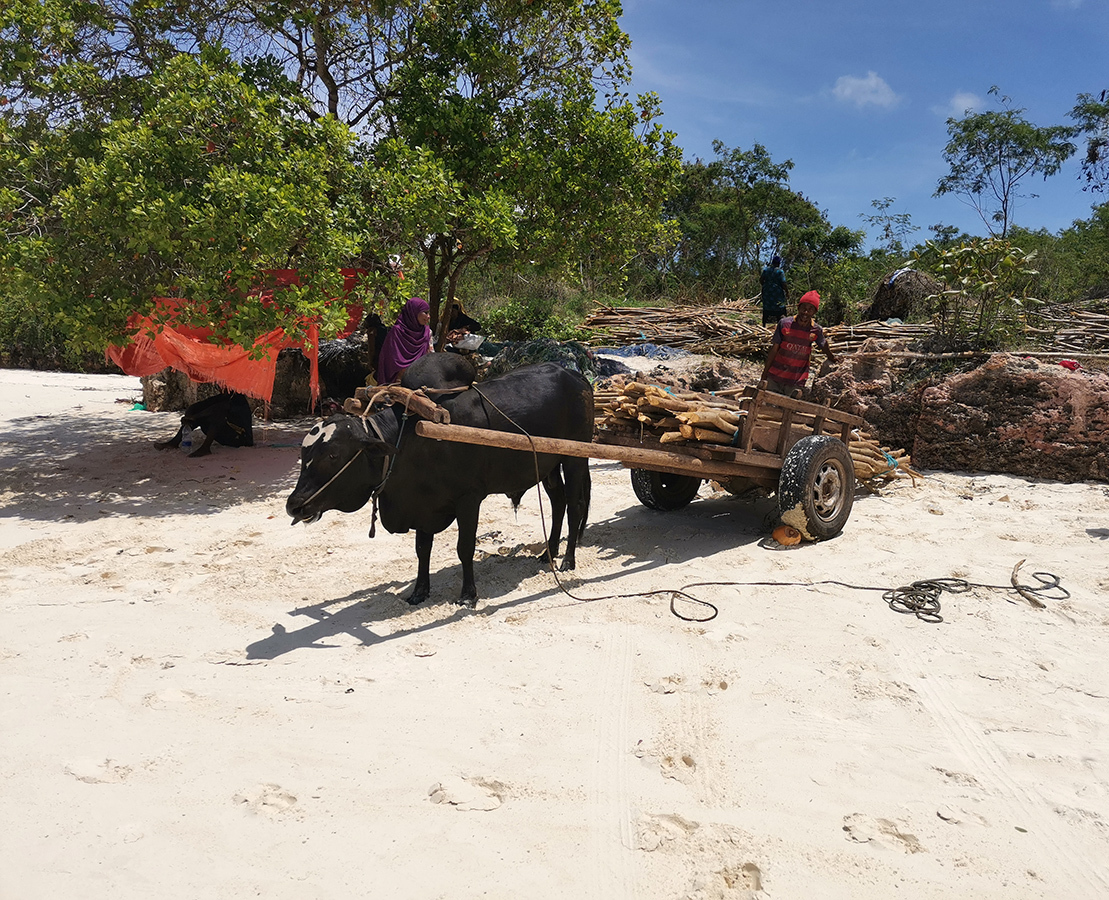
[{"xmin": 799, "ymin": 290, "xmax": 820, "ymax": 311}]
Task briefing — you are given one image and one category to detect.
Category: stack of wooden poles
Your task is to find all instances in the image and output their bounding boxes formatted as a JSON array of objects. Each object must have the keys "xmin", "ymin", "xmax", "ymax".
[
  {"xmin": 598, "ymin": 380, "xmax": 921, "ymax": 485},
  {"xmin": 598, "ymin": 381, "xmax": 748, "ymax": 446},
  {"xmin": 848, "ymin": 432, "xmax": 922, "ymax": 483}
]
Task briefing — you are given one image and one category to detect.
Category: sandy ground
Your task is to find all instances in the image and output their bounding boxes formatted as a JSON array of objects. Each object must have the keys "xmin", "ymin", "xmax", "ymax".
[{"xmin": 2, "ymin": 367, "xmax": 1108, "ymax": 900}]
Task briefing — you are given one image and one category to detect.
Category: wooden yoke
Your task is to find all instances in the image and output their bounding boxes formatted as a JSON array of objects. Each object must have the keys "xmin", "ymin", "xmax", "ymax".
[{"xmin": 343, "ymin": 385, "xmax": 452, "ymax": 424}]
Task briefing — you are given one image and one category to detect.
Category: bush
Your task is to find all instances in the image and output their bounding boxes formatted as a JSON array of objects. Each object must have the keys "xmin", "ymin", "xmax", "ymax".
[
  {"xmin": 480, "ymin": 296, "xmax": 590, "ymax": 342},
  {"xmin": 913, "ymin": 237, "xmax": 1040, "ymax": 350},
  {"xmin": 0, "ymin": 290, "xmax": 113, "ymax": 371},
  {"xmin": 464, "ymin": 272, "xmax": 606, "ymax": 342}
]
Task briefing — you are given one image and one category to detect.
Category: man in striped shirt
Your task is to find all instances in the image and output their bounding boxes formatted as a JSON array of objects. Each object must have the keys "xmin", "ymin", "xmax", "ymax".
[{"xmin": 760, "ymin": 290, "xmax": 837, "ymax": 397}]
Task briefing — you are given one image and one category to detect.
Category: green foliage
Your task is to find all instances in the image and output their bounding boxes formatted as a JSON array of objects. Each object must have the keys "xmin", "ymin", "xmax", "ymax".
[
  {"xmin": 1009, "ymin": 203, "xmax": 1109, "ymax": 303},
  {"xmin": 0, "ymin": 285, "xmax": 94, "ymax": 370},
  {"xmin": 1070, "ymin": 88, "xmax": 1109, "ymax": 193},
  {"xmin": 935, "ymin": 87, "xmax": 1078, "ymax": 237},
  {"xmin": 859, "ymin": 197, "xmax": 919, "ymax": 256},
  {"xmin": 473, "ymin": 275, "xmax": 593, "ymax": 342},
  {"xmin": 646, "ymin": 141, "xmax": 863, "ymax": 303},
  {"xmin": 817, "ymin": 255, "xmax": 891, "ymax": 326},
  {"xmin": 1, "ymin": 52, "xmax": 386, "ymax": 354},
  {"xmin": 2, "ymin": 0, "xmax": 677, "ymax": 361},
  {"xmin": 913, "ymin": 237, "xmax": 1041, "ymax": 349},
  {"xmin": 379, "ymin": 4, "xmax": 680, "ymax": 333}
]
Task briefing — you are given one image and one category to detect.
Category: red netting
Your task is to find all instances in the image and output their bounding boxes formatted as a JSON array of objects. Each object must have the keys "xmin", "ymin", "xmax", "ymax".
[{"xmin": 106, "ymin": 269, "xmax": 366, "ymax": 406}]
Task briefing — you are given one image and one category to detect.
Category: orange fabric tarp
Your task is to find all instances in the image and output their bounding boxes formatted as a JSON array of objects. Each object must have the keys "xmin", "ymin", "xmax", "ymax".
[{"xmin": 106, "ymin": 269, "xmax": 365, "ymax": 405}]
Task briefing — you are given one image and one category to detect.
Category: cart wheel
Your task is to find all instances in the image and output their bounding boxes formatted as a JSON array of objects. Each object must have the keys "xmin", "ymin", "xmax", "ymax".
[
  {"xmin": 630, "ymin": 469, "xmax": 702, "ymax": 511},
  {"xmin": 777, "ymin": 435, "xmax": 854, "ymax": 540}
]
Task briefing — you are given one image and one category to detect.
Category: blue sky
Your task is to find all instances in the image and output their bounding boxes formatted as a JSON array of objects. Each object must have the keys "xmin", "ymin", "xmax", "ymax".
[{"xmin": 619, "ymin": 0, "xmax": 1109, "ymax": 250}]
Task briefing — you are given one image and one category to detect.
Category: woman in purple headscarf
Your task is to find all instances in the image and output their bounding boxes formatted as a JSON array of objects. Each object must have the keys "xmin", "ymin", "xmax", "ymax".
[{"xmin": 376, "ymin": 297, "xmax": 432, "ymax": 384}]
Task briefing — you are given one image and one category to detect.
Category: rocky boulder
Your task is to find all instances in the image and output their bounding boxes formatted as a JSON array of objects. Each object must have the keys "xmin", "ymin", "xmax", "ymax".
[
  {"xmin": 810, "ymin": 338, "xmax": 925, "ymax": 451},
  {"xmin": 912, "ymin": 354, "xmax": 1109, "ymax": 482},
  {"xmin": 812, "ymin": 350, "xmax": 1109, "ymax": 482}
]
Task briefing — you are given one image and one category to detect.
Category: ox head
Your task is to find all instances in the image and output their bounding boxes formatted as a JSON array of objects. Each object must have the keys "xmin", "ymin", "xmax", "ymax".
[{"xmin": 286, "ymin": 414, "xmax": 395, "ymax": 525}]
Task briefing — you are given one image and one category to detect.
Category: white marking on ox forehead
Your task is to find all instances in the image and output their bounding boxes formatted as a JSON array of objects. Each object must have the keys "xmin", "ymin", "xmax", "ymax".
[{"xmin": 303, "ymin": 421, "xmax": 340, "ymax": 449}]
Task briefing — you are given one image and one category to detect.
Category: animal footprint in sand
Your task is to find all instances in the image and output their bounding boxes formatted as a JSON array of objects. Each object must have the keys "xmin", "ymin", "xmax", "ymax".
[
  {"xmin": 64, "ymin": 758, "xmax": 133, "ymax": 784},
  {"xmin": 686, "ymin": 861, "xmax": 764, "ymax": 898},
  {"xmin": 842, "ymin": 812, "xmax": 923, "ymax": 853},
  {"xmin": 142, "ymin": 688, "xmax": 197, "ymax": 709},
  {"xmin": 428, "ymin": 775, "xmax": 504, "ymax": 811},
  {"xmin": 233, "ymin": 784, "xmax": 298, "ymax": 817},
  {"xmin": 660, "ymin": 752, "xmax": 697, "ymax": 783},
  {"xmin": 636, "ymin": 812, "xmax": 699, "ymax": 851}
]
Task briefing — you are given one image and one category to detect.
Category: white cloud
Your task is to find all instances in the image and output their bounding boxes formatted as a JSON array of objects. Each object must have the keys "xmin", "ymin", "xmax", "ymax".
[
  {"xmin": 933, "ymin": 91, "xmax": 984, "ymax": 118},
  {"xmin": 832, "ymin": 71, "xmax": 900, "ymax": 109}
]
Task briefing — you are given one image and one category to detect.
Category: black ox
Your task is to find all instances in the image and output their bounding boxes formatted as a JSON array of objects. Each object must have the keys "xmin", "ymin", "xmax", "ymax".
[
  {"xmin": 285, "ymin": 355, "xmax": 593, "ymax": 607},
  {"xmin": 154, "ymin": 392, "xmax": 254, "ymax": 457}
]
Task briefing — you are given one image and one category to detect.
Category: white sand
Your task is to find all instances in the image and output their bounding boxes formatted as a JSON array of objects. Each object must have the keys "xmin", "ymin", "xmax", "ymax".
[{"xmin": 2, "ymin": 367, "xmax": 1108, "ymax": 899}]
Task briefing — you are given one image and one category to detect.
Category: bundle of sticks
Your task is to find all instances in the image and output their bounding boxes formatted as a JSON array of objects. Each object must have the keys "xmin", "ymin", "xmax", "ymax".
[
  {"xmin": 849, "ymin": 433, "xmax": 922, "ymax": 483},
  {"xmin": 598, "ymin": 382, "xmax": 747, "ymax": 446},
  {"xmin": 582, "ymin": 300, "xmax": 761, "ymax": 349}
]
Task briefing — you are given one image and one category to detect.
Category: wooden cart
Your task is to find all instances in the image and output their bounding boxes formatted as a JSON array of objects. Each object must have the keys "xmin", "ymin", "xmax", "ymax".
[{"xmin": 414, "ymin": 385, "xmax": 865, "ymax": 540}]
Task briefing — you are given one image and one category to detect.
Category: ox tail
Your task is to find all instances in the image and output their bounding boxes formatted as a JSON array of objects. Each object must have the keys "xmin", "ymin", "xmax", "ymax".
[{"xmin": 574, "ymin": 466, "xmax": 591, "ymax": 541}]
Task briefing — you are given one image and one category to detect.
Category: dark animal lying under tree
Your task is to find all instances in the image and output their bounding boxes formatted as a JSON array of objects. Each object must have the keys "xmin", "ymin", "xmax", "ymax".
[
  {"xmin": 153, "ymin": 392, "xmax": 254, "ymax": 458},
  {"xmin": 286, "ymin": 355, "xmax": 593, "ymax": 607}
]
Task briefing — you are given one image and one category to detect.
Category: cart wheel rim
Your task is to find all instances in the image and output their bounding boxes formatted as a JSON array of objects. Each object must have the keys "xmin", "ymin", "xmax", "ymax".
[{"xmin": 812, "ymin": 461, "xmax": 846, "ymax": 521}]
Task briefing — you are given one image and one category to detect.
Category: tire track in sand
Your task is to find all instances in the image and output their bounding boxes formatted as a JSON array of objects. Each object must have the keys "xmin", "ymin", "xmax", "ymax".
[
  {"xmin": 894, "ymin": 644, "xmax": 1109, "ymax": 897},
  {"xmin": 590, "ymin": 623, "xmax": 635, "ymax": 898}
]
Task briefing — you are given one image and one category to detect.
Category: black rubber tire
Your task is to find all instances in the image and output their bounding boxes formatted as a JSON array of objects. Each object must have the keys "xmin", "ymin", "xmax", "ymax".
[
  {"xmin": 630, "ymin": 469, "xmax": 702, "ymax": 511},
  {"xmin": 777, "ymin": 435, "xmax": 854, "ymax": 540}
]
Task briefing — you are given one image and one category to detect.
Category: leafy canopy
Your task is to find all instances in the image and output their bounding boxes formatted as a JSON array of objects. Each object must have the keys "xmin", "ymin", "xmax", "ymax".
[
  {"xmin": 2, "ymin": 0, "xmax": 680, "ymax": 353},
  {"xmin": 2, "ymin": 51, "xmax": 369, "ymax": 352},
  {"xmin": 652, "ymin": 141, "xmax": 861, "ymax": 302},
  {"xmin": 935, "ymin": 87, "xmax": 1077, "ymax": 238},
  {"xmin": 914, "ymin": 236, "xmax": 1040, "ymax": 349},
  {"xmin": 1070, "ymin": 88, "xmax": 1109, "ymax": 193}
]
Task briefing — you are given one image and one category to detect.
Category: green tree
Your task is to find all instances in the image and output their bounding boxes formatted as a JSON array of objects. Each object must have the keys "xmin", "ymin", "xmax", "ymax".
[
  {"xmin": 650, "ymin": 141, "xmax": 861, "ymax": 302},
  {"xmin": 2, "ymin": 0, "xmax": 680, "ymax": 347},
  {"xmin": 1011, "ymin": 202, "xmax": 1109, "ymax": 303},
  {"xmin": 935, "ymin": 87, "xmax": 1077, "ymax": 238},
  {"xmin": 369, "ymin": 2, "xmax": 678, "ymax": 339},
  {"xmin": 859, "ymin": 197, "xmax": 918, "ymax": 256},
  {"xmin": 1070, "ymin": 88, "xmax": 1109, "ymax": 193},
  {"xmin": 2, "ymin": 52, "xmax": 372, "ymax": 353}
]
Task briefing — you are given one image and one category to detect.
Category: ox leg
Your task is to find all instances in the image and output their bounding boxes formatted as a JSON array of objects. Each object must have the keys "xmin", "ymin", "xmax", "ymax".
[
  {"xmin": 541, "ymin": 468, "xmax": 567, "ymax": 567},
  {"xmin": 409, "ymin": 530, "xmax": 434, "ymax": 605},
  {"xmin": 455, "ymin": 497, "xmax": 481, "ymax": 608},
  {"xmin": 560, "ymin": 458, "xmax": 591, "ymax": 571}
]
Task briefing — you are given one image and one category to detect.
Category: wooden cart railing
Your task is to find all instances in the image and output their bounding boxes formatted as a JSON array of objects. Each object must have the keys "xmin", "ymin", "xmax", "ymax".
[{"xmin": 415, "ymin": 386, "xmax": 864, "ymax": 491}]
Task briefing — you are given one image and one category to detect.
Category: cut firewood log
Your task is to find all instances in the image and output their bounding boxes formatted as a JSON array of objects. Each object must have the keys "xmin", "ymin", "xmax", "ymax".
[{"xmin": 638, "ymin": 394, "xmax": 692, "ymax": 413}]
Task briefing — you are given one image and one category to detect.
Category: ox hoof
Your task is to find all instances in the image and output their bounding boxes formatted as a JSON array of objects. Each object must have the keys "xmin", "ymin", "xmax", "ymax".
[
  {"xmin": 559, "ymin": 557, "xmax": 577, "ymax": 572},
  {"xmin": 457, "ymin": 593, "xmax": 478, "ymax": 609}
]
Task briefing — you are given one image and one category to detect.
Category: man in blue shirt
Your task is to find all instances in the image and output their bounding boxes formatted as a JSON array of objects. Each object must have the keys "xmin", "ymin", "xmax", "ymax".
[{"xmin": 759, "ymin": 255, "xmax": 788, "ymax": 326}]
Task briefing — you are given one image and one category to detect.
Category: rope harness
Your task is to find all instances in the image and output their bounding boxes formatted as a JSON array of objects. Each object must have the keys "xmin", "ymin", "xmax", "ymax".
[{"xmin": 356, "ymin": 383, "xmax": 473, "ymax": 538}]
